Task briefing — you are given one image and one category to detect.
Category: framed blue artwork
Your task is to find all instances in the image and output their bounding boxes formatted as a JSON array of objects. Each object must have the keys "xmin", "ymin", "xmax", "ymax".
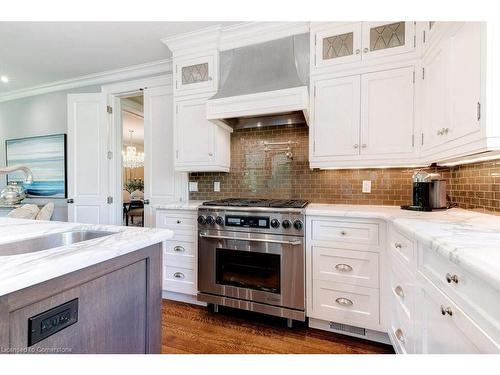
[{"xmin": 5, "ymin": 134, "xmax": 67, "ymax": 198}]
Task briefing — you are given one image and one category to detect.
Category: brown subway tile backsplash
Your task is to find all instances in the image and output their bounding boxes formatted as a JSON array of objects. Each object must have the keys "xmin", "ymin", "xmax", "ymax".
[{"xmin": 189, "ymin": 125, "xmax": 500, "ymax": 213}]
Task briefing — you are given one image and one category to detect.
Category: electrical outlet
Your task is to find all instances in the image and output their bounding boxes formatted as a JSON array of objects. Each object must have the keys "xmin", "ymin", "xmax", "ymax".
[
  {"xmin": 188, "ymin": 181, "xmax": 198, "ymax": 192},
  {"xmin": 214, "ymin": 181, "xmax": 220, "ymax": 192},
  {"xmin": 362, "ymin": 180, "xmax": 372, "ymax": 193}
]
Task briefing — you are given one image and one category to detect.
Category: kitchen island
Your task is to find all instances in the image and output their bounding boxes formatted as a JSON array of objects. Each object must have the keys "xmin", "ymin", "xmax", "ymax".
[{"xmin": 0, "ymin": 218, "xmax": 173, "ymax": 354}]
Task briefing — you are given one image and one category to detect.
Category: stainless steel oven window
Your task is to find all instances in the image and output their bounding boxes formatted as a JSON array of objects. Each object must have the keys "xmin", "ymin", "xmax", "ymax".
[{"xmin": 215, "ymin": 248, "xmax": 281, "ymax": 294}]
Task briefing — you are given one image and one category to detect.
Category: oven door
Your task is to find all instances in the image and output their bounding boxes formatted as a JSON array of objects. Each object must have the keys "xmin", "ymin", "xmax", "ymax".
[{"xmin": 198, "ymin": 230, "xmax": 305, "ymax": 311}]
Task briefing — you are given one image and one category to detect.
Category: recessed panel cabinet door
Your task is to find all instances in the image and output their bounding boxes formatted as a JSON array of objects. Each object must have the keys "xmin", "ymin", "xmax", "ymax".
[
  {"xmin": 143, "ymin": 86, "xmax": 187, "ymax": 227},
  {"xmin": 360, "ymin": 67, "xmax": 415, "ymax": 156},
  {"xmin": 312, "ymin": 76, "xmax": 361, "ymax": 158},
  {"xmin": 448, "ymin": 22, "xmax": 482, "ymax": 141},
  {"xmin": 174, "ymin": 96, "xmax": 215, "ymax": 166},
  {"xmin": 67, "ymin": 93, "xmax": 109, "ymax": 224}
]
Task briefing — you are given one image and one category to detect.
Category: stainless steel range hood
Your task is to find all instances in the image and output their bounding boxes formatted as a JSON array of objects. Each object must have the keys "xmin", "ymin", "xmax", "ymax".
[{"xmin": 206, "ymin": 33, "xmax": 310, "ymax": 129}]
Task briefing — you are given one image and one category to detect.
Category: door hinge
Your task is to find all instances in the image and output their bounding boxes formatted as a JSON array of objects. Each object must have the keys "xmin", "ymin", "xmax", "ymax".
[
  {"xmin": 477, "ymin": 102, "xmax": 481, "ymax": 121},
  {"xmin": 314, "ymin": 86, "xmax": 316, "ymax": 97},
  {"xmin": 176, "ymin": 150, "xmax": 179, "ymax": 159},
  {"xmin": 313, "ymin": 140, "xmax": 316, "ymax": 153},
  {"xmin": 176, "ymin": 105, "xmax": 179, "ymax": 114},
  {"xmin": 423, "ymin": 30, "xmax": 426, "ymax": 43},
  {"xmin": 412, "ymin": 71, "xmax": 415, "ymax": 84},
  {"xmin": 413, "ymin": 34, "xmax": 416, "ymax": 48},
  {"xmin": 422, "ymin": 67, "xmax": 425, "ymax": 80},
  {"xmin": 412, "ymin": 134, "xmax": 415, "ymax": 147},
  {"xmin": 106, "ymin": 105, "xmax": 113, "ymax": 114},
  {"xmin": 107, "ymin": 151, "xmax": 113, "ymax": 160},
  {"xmin": 107, "ymin": 196, "xmax": 113, "ymax": 204},
  {"xmin": 421, "ymin": 133, "xmax": 424, "ymax": 145}
]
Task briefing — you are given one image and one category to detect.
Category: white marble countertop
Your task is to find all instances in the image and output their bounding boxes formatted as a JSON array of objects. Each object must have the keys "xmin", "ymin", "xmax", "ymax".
[
  {"xmin": 306, "ymin": 204, "xmax": 500, "ymax": 291},
  {"xmin": 152, "ymin": 200, "xmax": 203, "ymax": 211},
  {"xmin": 0, "ymin": 218, "xmax": 173, "ymax": 297}
]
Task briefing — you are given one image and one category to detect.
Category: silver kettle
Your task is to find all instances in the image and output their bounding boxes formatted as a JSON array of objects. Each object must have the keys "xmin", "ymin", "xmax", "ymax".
[{"xmin": 0, "ymin": 181, "xmax": 27, "ymax": 205}]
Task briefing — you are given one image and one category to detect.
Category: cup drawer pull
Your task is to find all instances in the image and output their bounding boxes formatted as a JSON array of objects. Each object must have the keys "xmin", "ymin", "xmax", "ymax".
[
  {"xmin": 173, "ymin": 272, "xmax": 185, "ymax": 279},
  {"xmin": 335, "ymin": 297, "xmax": 353, "ymax": 306},
  {"xmin": 445, "ymin": 273, "xmax": 459, "ymax": 284},
  {"xmin": 335, "ymin": 264, "xmax": 353, "ymax": 272},
  {"xmin": 395, "ymin": 328, "xmax": 405, "ymax": 343},
  {"xmin": 394, "ymin": 285, "xmax": 405, "ymax": 298},
  {"xmin": 173, "ymin": 246, "xmax": 185, "ymax": 252}
]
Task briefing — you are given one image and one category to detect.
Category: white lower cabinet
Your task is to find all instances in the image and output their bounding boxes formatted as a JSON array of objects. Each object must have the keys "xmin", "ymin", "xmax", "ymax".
[
  {"xmin": 306, "ymin": 216, "xmax": 386, "ymax": 340},
  {"xmin": 156, "ymin": 208, "xmax": 199, "ymax": 301}
]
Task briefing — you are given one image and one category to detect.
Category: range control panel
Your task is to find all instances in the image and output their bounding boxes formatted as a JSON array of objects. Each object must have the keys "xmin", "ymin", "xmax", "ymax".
[{"xmin": 28, "ymin": 298, "xmax": 79, "ymax": 346}]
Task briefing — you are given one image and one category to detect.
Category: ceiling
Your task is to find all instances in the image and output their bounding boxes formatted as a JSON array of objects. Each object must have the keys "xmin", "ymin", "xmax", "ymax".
[{"xmin": 0, "ymin": 22, "xmax": 238, "ymax": 93}]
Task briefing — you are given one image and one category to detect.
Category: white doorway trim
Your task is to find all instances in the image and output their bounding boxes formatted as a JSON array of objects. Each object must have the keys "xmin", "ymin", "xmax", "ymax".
[{"xmin": 101, "ymin": 75, "xmax": 187, "ymax": 225}]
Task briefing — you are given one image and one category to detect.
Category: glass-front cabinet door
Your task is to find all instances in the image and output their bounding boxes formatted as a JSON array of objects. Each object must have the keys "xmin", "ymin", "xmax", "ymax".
[
  {"xmin": 314, "ymin": 22, "xmax": 362, "ymax": 68},
  {"xmin": 174, "ymin": 52, "xmax": 217, "ymax": 96},
  {"xmin": 361, "ymin": 21, "xmax": 415, "ymax": 60}
]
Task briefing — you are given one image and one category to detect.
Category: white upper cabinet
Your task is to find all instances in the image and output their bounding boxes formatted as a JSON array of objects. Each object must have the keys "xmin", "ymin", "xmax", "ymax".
[
  {"xmin": 311, "ymin": 22, "xmax": 416, "ymax": 74},
  {"xmin": 174, "ymin": 51, "xmax": 218, "ymax": 97},
  {"xmin": 313, "ymin": 23, "xmax": 362, "ymax": 68},
  {"xmin": 421, "ymin": 22, "xmax": 488, "ymax": 162},
  {"xmin": 362, "ymin": 22, "xmax": 415, "ymax": 60},
  {"xmin": 312, "ymin": 75, "xmax": 361, "ymax": 158},
  {"xmin": 174, "ymin": 95, "xmax": 231, "ymax": 172},
  {"xmin": 360, "ymin": 67, "xmax": 415, "ymax": 156}
]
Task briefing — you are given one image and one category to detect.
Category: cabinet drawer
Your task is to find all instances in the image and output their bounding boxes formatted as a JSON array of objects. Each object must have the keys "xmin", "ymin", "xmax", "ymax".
[
  {"xmin": 389, "ymin": 261, "xmax": 415, "ymax": 320},
  {"xmin": 163, "ymin": 265, "xmax": 196, "ymax": 295},
  {"xmin": 419, "ymin": 273, "xmax": 499, "ymax": 353},
  {"xmin": 156, "ymin": 212, "xmax": 197, "ymax": 229},
  {"xmin": 312, "ymin": 246, "xmax": 379, "ymax": 288},
  {"xmin": 389, "ymin": 300, "xmax": 415, "ymax": 354},
  {"xmin": 388, "ymin": 226, "xmax": 415, "ymax": 268},
  {"xmin": 311, "ymin": 280, "xmax": 379, "ymax": 329},
  {"xmin": 418, "ymin": 244, "xmax": 500, "ymax": 342},
  {"xmin": 311, "ymin": 219, "xmax": 380, "ymax": 247},
  {"xmin": 163, "ymin": 240, "xmax": 196, "ymax": 261}
]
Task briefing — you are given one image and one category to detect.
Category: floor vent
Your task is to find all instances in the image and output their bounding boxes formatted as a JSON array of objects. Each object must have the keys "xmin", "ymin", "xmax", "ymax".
[{"xmin": 329, "ymin": 321, "xmax": 366, "ymax": 336}]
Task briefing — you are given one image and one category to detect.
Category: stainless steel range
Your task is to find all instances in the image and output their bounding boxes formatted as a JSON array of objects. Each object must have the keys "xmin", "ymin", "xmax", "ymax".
[{"xmin": 197, "ymin": 198, "xmax": 308, "ymax": 323}]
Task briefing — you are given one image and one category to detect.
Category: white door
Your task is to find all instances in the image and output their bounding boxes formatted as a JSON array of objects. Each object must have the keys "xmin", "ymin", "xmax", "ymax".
[
  {"xmin": 362, "ymin": 21, "xmax": 415, "ymax": 60},
  {"xmin": 448, "ymin": 22, "xmax": 482, "ymax": 141},
  {"xmin": 360, "ymin": 67, "xmax": 415, "ymax": 156},
  {"xmin": 143, "ymin": 86, "xmax": 187, "ymax": 227},
  {"xmin": 67, "ymin": 93, "xmax": 109, "ymax": 224},
  {"xmin": 314, "ymin": 22, "xmax": 362, "ymax": 68},
  {"xmin": 174, "ymin": 95, "xmax": 215, "ymax": 167},
  {"xmin": 422, "ymin": 37, "xmax": 451, "ymax": 151},
  {"xmin": 312, "ymin": 75, "xmax": 361, "ymax": 158}
]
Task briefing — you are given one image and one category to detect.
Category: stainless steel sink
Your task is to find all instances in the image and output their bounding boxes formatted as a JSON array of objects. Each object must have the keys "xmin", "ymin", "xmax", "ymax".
[{"xmin": 0, "ymin": 230, "xmax": 115, "ymax": 256}]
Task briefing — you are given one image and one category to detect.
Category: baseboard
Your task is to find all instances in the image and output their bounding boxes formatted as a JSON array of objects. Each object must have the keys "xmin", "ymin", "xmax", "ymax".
[
  {"xmin": 162, "ymin": 290, "xmax": 207, "ymax": 306},
  {"xmin": 308, "ymin": 318, "xmax": 392, "ymax": 346}
]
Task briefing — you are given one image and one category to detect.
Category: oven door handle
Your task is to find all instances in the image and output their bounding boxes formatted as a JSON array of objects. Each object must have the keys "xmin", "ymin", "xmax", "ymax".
[{"xmin": 199, "ymin": 233, "xmax": 302, "ymax": 246}]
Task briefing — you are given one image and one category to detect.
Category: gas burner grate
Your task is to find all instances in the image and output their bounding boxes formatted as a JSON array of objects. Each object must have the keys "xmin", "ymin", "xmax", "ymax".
[{"xmin": 202, "ymin": 198, "xmax": 309, "ymax": 209}]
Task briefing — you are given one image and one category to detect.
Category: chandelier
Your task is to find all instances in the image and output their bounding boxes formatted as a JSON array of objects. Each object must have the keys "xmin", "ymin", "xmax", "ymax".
[{"xmin": 122, "ymin": 130, "xmax": 144, "ymax": 169}]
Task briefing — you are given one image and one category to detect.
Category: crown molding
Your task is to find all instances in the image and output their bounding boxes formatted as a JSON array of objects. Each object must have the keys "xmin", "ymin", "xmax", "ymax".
[
  {"xmin": 0, "ymin": 59, "xmax": 173, "ymax": 103},
  {"xmin": 219, "ymin": 22, "xmax": 310, "ymax": 51},
  {"xmin": 161, "ymin": 25, "xmax": 222, "ymax": 57}
]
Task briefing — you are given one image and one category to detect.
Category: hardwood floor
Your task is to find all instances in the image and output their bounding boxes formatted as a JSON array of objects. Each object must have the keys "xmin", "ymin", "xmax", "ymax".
[{"xmin": 161, "ymin": 300, "xmax": 395, "ymax": 354}]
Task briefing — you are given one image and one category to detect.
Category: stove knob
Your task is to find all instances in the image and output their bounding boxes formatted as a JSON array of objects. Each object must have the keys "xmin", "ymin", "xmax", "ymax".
[
  {"xmin": 215, "ymin": 216, "xmax": 224, "ymax": 226},
  {"xmin": 282, "ymin": 219, "xmax": 291, "ymax": 229},
  {"xmin": 206, "ymin": 215, "xmax": 215, "ymax": 225},
  {"xmin": 270, "ymin": 219, "xmax": 280, "ymax": 228},
  {"xmin": 293, "ymin": 220, "xmax": 303, "ymax": 231},
  {"xmin": 197, "ymin": 215, "xmax": 206, "ymax": 225}
]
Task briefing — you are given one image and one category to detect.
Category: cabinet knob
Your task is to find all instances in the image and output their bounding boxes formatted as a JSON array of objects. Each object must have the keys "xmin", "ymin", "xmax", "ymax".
[
  {"xmin": 174, "ymin": 246, "xmax": 185, "ymax": 252},
  {"xmin": 353, "ymin": 144, "xmax": 359, "ymax": 149},
  {"xmin": 340, "ymin": 230, "xmax": 347, "ymax": 235},
  {"xmin": 361, "ymin": 144, "xmax": 367, "ymax": 148},
  {"xmin": 445, "ymin": 273, "xmax": 459, "ymax": 284},
  {"xmin": 395, "ymin": 328, "xmax": 405, "ymax": 343},
  {"xmin": 394, "ymin": 242, "xmax": 403, "ymax": 249},
  {"xmin": 173, "ymin": 272, "xmax": 185, "ymax": 279},
  {"xmin": 335, "ymin": 297, "xmax": 353, "ymax": 306},
  {"xmin": 441, "ymin": 305, "xmax": 453, "ymax": 316},
  {"xmin": 177, "ymin": 220, "xmax": 182, "ymax": 224},
  {"xmin": 208, "ymin": 152, "xmax": 213, "ymax": 157},
  {"xmin": 363, "ymin": 47, "xmax": 369, "ymax": 53},
  {"xmin": 208, "ymin": 76, "xmax": 213, "ymax": 81},
  {"xmin": 355, "ymin": 49, "xmax": 361, "ymax": 55},
  {"xmin": 394, "ymin": 285, "xmax": 405, "ymax": 298},
  {"xmin": 335, "ymin": 263, "xmax": 353, "ymax": 272}
]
